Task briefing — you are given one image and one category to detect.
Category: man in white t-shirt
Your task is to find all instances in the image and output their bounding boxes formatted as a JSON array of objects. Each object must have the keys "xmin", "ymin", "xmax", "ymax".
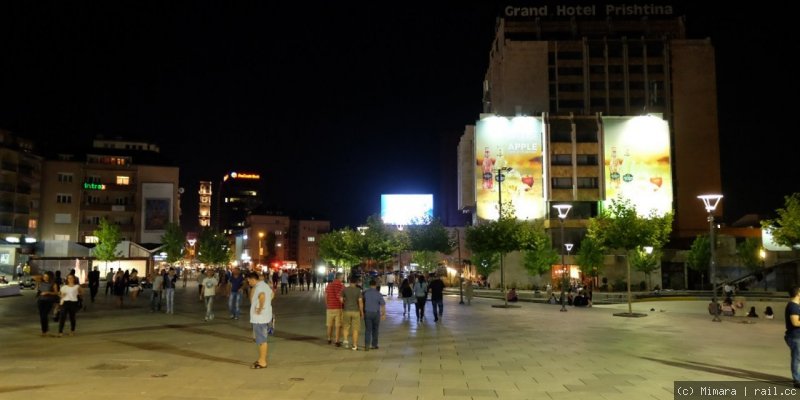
[
  {"xmin": 385, "ymin": 271, "xmax": 396, "ymax": 297},
  {"xmin": 248, "ymin": 272, "xmax": 274, "ymax": 369},
  {"xmin": 202, "ymin": 268, "xmax": 219, "ymax": 321}
]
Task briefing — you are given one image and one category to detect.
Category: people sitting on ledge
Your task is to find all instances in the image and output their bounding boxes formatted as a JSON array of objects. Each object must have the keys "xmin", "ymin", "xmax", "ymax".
[
  {"xmin": 547, "ymin": 293, "xmax": 558, "ymax": 304},
  {"xmin": 721, "ymin": 298, "xmax": 735, "ymax": 316},
  {"xmin": 573, "ymin": 291, "xmax": 589, "ymax": 307},
  {"xmin": 0, "ymin": 275, "xmax": 8, "ymax": 284},
  {"xmin": 506, "ymin": 288, "xmax": 518, "ymax": 302},
  {"xmin": 747, "ymin": 306, "xmax": 758, "ymax": 318},
  {"xmin": 708, "ymin": 299, "xmax": 721, "ymax": 315},
  {"xmin": 765, "ymin": 306, "xmax": 775, "ymax": 320}
]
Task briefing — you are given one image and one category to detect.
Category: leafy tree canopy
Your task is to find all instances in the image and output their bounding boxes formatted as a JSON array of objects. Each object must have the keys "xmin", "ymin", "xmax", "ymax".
[
  {"xmin": 93, "ymin": 218, "xmax": 121, "ymax": 262},
  {"xmin": 762, "ymin": 193, "xmax": 800, "ymax": 248},
  {"xmin": 686, "ymin": 235, "xmax": 710, "ymax": 272},
  {"xmin": 197, "ymin": 229, "xmax": 231, "ymax": 267},
  {"xmin": 161, "ymin": 222, "xmax": 185, "ymax": 264}
]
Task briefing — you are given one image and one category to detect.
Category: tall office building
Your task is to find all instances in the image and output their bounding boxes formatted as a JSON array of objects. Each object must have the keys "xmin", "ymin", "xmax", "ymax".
[
  {"xmin": 215, "ymin": 171, "xmax": 263, "ymax": 235},
  {"xmin": 289, "ymin": 218, "xmax": 331, "ymax": 269},
  {"xmin": 468, "ymin": 7, "xmax": 720, "ymax": 238},
  {"xmin": 39, "ymin": 138, "xmax": 180, "ymax": 244}
]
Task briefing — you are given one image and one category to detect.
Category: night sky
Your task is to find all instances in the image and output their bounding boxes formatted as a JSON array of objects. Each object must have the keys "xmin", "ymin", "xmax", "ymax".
[{"xmin": 1, "ymin": 2, "xmax": 797, "ymax": 231}]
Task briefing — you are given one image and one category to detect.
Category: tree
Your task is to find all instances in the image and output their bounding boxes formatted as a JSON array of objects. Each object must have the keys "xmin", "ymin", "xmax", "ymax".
[
  {"xmin": 94, "ymin": 218, "xmax": 122, "ymax": 270},
  {"xmin": 407, "ymin": 217, "xmax": 455, "ymax": 254},
  {"xmin": 197, "ymin": 229, "xmax": 231, "ymax": 268},
  {"xmin": 161, "ymin": 222, "xmax": 185, "ymax": 265},
  {"xmin": 576, "ymin": 236, "xmax": 606, "ymax": 289},
  {"xmin": 465, "ymin": 213, "xmax": 523, "ymax": 306},
  {"xmin": 686, "ymin": 235, "xmax": 711, "ymax": 288},
  {"xmin": 630, "ymin": 246, "xmax": 661, "ymax": 290},
  {"xmin": 470, "ymin": 251, "xmax": 499, "ymax": 281},
  {"xmin": 318, "ymin": 228, "xmax": 360, "ymax": 269},
  {"xmin": 736, "ymin": 237, "xmax": 762, "ymax": 272},
  {"xmin": 762, "ymin": 193, "xmax": 800, "ymax": 248},
  {"xmin": 518, "ymin": 219, "xmax": 559, "ymax": 277},
  {"xmin": 587, "ymin": 196, "xmax": 673, "ymax": 315}
]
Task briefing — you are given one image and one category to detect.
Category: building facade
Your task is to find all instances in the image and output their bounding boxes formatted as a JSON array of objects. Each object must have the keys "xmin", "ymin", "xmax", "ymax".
[
  {"xmin": 471, "ymin": 12, "xmax": 721, "ymax": 239},
  {"xmin": 215, "ymin": 171, "xmax": 262, "ymax": 235},
  {"xmin": 289, "ymin": 219, "xmax": 331, "ymax": 269},
  {"xmin": 198, "ymin": 181, "xmax": 212, "ymax": 228},
  {"xmin": 39, "ymin": 138, "xmax": 180, "ymax": 244}
]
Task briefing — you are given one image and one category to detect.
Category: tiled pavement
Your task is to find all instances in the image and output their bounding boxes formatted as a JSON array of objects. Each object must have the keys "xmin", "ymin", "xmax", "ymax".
[{"xmin": 0, "ymin": 284, "xmax": 790, "ymax": 399}]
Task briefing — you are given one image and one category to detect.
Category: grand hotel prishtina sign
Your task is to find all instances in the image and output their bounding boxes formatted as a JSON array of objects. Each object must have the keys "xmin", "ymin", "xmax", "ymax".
[
  {"xmin": 504, "ymin": 3, "xmax": 676, "ymax": 19},
  {"xmin": 474, "ymin": 116, "xmax": 545, "ymax": 221}
]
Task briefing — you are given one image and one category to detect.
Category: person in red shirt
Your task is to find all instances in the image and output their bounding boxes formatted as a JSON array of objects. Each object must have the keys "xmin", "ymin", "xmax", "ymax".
[{"xmin": 325, "ymin": 272, "xmax": 345, "ymax": 346}]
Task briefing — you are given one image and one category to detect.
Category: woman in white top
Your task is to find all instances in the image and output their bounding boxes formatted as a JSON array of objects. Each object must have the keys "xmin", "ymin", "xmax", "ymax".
[{"xmin": 58, "ymin": 274, "xmax": 82, "ymax": 336}]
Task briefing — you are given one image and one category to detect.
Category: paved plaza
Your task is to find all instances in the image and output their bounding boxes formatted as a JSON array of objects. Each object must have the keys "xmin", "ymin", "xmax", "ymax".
[{"xmin": 0, "ymin": 284, "xmax": 792, "ymax": 399}]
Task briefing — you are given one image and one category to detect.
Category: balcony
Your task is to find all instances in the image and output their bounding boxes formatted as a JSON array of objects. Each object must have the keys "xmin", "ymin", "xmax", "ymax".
[
  {"xmin": 0, "ymin": 183, "xmax": 14, "ymax": 193},
  {"xmin": 81, "ymin": 203, "xmax": 135, "ymax": 212},
  {"xmin": 80, "ymin": 222, "xmax": 135, "ymax": 232}
]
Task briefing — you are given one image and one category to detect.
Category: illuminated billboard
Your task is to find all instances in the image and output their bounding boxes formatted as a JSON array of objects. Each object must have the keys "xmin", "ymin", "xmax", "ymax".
[
  {"xmin": 381, "ymin": 194, "xmax": 433, "ymax": 225},
  {"xmin": 603, "ymin": 115, "xmax": 673, "ymax": 216},
  {"xmin": 475, "ymin": 116, "xmax": 544, "ymax": 221}
]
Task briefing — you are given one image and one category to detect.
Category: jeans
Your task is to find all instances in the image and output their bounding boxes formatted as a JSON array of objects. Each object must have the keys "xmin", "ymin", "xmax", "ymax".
[
  {"xmin": 37, "ymin": 298, "xmax": 54, "ymax": 333},
  {"xmin": 387, "ymin": 283, "xmax": 394, "ymax": 296},
  {"xmin": 58, "ymin": 300, "xmax": 79, "ymax": 333},
  {"xmin": 364, "ymin": 311, "xmax": 380, "ymax": 348},
  {"xmin": 229, "ymin": 291, "xmax": 242, "ymax": 318},
  {"xmin": 415, "ymin": 297, "xmax": 427, "ymax": 319},
  {"xmin": 165, "ymin": 288, "xmax": 175, "ymax": 313},
  {"xmin": 786, "ymin": 334, "xmax": 800, "ymax": 382},
  {"xmin": 150, "ymin": 290, "xmax": 162, "ymax": 311},
  {"xmin": 204, "ymin": 296, "xmax": 215, "ymax": 320},
  {"xmin": 431, "ymin": 299, "xmax": 443, "ymax": 320}
]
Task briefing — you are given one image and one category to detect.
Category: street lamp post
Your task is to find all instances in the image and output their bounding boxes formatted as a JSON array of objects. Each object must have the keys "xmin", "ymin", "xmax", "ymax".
[
  {"xmin": 496, "ymin": 166, "xmax": 512, "ymax": 307},
  {"xmin": 698, "ymin": 194, "xmax": 723, "ymax": 322},
  {"xmin": 760, "ymin": 248, "xmax": 767, "ymax": 291},
  {"xmin": 457, "ymin": 227, "xmax": 464, "ymax": 304},
  {"xmin": 553, "ymin": 204, "xmax": 572, "ymax": 312}
]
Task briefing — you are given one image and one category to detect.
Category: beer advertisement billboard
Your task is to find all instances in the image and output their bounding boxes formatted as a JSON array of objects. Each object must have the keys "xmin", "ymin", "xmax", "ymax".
[
  {"xmin": 603, "ymin": 115, "xmax": 673, "ymax": 216},
  {"xmin": 475, "ymin": 116, "xmax": 544, "ymax": 221}
]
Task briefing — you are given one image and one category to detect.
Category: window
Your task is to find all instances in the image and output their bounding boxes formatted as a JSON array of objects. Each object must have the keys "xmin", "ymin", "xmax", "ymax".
[
  {"xmin": 57, "ymin": 173, "xmax": 74, "ymax": 183},
  {"xmin": 576, "ymin": 154, "xmax": 599, "ymax": 166},
  {"xmin": 54, "ymin": 234, "xmax": 70, "ymax": 241},
  {"xmin": 551, "ymin": 177, "xmax": 572, "ymax": 189},
  {"xmin": 551, "ymin": 154, "xmax": 572, "ymax": 166},
  {"xmin": 84, "ymin": 235, "xmax": 99, "ymax": 243},
  {"xmin": 116, "ymin": 176, "xmax": 130, "ymax": 185},
  {"xmin": 307, "ymin": 236, "xmax": 315, "ymax": 242},
  {"xmin": 87, "ymin": 195, "xmax": 101, "ymax": 204},
  {"xmin": 28, "ymin": 219, "xmax": 37, "ymax": 229},
  {"xmin": 56, "ymin": 194, "xmax": 72, "ymax": 204},
  {"xmin": 55, "ymin": 213, "xmax": 72, "ymax": 224},
  {"xmin": 577, "ymin": 177, "xmax": 599, "ymax": 188}
]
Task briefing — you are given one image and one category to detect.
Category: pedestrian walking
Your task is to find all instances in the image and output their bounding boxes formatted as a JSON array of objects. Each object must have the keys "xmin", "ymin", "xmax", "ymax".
[
  {"xmin": 428, "ymin": 273, "xmax": 445, "ymax": 322},
  {"xmin": 386, "ymin": 271, "xmax": 396, "ymax": 296},
  {"xmin": 164, "ymin": 268, "xmax": 177, "ymax": 314},
  {"xmin": 202, "ymin": 268, "xmax": 219, "ymax": 321},
  {"xmin": 325, "ymin": 272, "xmax": 344, "ymax": 346},
  {"xmin": 280, "ymin": 270, "xmax": 289, "ymax": 295},
  {"xmin": 400, "ymin": 278, "xmax": 414, "ymax": 316},
  {"xmin": 341, "ymin": 276, "xmax": 363, "ymax": 350},
  {"xmin": 228, "ymin": 267, "xmax": 245, "ymax": 320},
  {"xmin": 247, "ymin": 272, "xmax": 274, "ymax": 369},
  {"xmin": 150, "ymin": 269, "xmax": 164, "ymax": 312},
  {"xmin": 88, "ymin": 266, "xmax": 100, "ymax": 303},
  {"xmin": 362, "ymin": 279, "xmax": 386, "ymax": 350},
  {"xmin": 36, "ymin": 271, "xmax": 60, "ymax": 336},
  {"xmin": 413, "ymin": 275, "xmax": 428, "ymax": 322},
  {"xmin": 57, "ymin": 274, "xmax": 82, "ymax": 337},
  {"xmin": 785, "ymin": 286, "xmax": 800, "ymax": 388},
  {"xmin": 464, "ymin": 279, "xmax": 474, "ymax": 305}
]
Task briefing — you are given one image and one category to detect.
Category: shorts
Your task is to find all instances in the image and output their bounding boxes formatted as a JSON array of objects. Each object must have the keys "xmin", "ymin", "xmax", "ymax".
[
  {"xmin": 342, "ymin": 310, "xmax": 361, "ymax": 333},
  {"xmin": 326, "ymin": 309, "xmax": 342, "ymax": 328},
  {"xmin": 253, "ymin": 323, "xmax": 270, "ymax": 345}
]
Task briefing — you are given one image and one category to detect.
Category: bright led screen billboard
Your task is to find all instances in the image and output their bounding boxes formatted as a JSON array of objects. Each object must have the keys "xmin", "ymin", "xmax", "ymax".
[
  {"xmin": 603, "ymin": 115, "xmax": 673, "ymax": 216},
  {"xmin": 475, "ymin": 116, "xmax": 544, "ymax": 221},
  {"xmin": 381, "ymin": 194, "xmax": 433, "ymax": 225}
]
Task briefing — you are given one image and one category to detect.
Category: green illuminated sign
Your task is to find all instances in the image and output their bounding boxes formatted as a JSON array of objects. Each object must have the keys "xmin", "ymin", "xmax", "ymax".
[{"xmin": 83, "ymin": 182, "xmax": 107, "ymax": 190}]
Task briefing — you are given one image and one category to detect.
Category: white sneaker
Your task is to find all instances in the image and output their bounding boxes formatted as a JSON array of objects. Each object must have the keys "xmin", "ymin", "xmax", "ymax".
[{"xmin": 343, "ymin": 340, "xmax": 349, "ymax": 347}]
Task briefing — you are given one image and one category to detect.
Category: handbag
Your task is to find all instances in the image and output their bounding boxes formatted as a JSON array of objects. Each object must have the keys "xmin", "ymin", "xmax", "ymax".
[{"xmin": 52, "ymin": 304, "xmax": 62, "ymax": 322}]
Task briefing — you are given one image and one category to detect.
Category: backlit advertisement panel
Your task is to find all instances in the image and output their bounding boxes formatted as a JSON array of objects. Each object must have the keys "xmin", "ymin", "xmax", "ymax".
[
  {"xmin": 381, "ymin": 194, "xmax": 433, "ymax": 225},
  {"xmin": 603, "ymin": 115, "xmax": 672, "ymax": 216},
  {"xmin": 475, "ymin": 116, "xmax": 544, "ymax": 221}
]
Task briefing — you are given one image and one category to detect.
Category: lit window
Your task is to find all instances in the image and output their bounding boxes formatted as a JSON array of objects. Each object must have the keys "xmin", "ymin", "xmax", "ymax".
[
  {"xmin": 307, "ymin": 236, "xmax": 315, "ymax": 242},
  {"xmin": 85, "ymin": 235, "xmax": 99, "ymax": 243},
  {"xmin": 28, "ymin": 219, "xmax": 37, "ymax": 229},
  {"xmin": 116, "ymin": 176, "xmax": 130, "ymax": 185}
]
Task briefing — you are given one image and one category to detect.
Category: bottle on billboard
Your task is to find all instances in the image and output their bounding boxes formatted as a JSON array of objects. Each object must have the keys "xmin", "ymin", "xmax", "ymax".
[
  {"xmin": 622, "ymin": 148, "xmax": 633, "ymax": 183},
  {"xmin": 609, "ymin": 146, "xmax": 621, "ymax": 188},
  {"xmin": 482, "ymin": 147, "xmax": 495, "ymax": 190}
]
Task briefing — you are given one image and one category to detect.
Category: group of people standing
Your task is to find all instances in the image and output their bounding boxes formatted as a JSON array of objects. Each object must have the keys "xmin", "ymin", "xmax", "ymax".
[
  {"xmin": 35, "ymin": 270, "xmax": 82, "ymax": 337},
  {"xmin": 398, "ymin": 272, "xmax": 445, "ymax": 322},
  {"xmin": 325, "ymin": 273, "xmax": 386, "ymax": 351}
]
